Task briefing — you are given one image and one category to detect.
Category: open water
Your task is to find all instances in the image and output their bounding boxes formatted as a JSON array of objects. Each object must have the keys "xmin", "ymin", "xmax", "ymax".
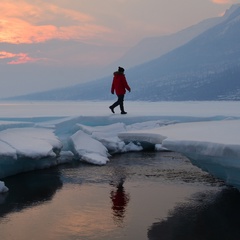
[{"xmin": 0, "ymin": 151, "xmax": 240, "ymax": 240}]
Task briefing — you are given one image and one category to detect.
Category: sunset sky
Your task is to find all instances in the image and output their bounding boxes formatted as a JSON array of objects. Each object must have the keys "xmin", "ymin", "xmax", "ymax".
[{"xmin": 0, "ymin": 0, "xmax": 239, "ymax": 97}]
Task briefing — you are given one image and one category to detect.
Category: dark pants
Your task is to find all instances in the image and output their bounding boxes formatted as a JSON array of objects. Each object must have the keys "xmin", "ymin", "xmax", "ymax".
[{"xmin": 111, "ymin": 95, "xmax": 125, "ymax": 112}]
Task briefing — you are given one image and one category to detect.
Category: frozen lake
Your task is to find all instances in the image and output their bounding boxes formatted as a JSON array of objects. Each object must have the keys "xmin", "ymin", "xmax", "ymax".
[{"xmin": 0, "ymin": 100, "xmax": 240, "ymax": 239}]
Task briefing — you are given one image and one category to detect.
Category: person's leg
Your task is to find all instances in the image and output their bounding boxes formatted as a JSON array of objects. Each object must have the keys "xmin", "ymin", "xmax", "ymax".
[
  {"xmin": 109, "ymin": 95, "xmax": 121, "ymax": 113},
  {"xmin": 119, "ymin": 95, "xmax": 127, "ymax": 114}
]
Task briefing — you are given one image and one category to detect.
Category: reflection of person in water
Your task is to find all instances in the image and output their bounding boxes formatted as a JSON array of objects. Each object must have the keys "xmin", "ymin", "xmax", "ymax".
[{"xmin": 110, "ymin": 177, "xmax": 130, "ymax": 225}]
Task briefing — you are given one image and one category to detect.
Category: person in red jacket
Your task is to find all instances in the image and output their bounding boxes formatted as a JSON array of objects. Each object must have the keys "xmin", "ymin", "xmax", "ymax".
[{"xmin": 109, "ymin": 67, "xmax": 131, "ymax": 114}]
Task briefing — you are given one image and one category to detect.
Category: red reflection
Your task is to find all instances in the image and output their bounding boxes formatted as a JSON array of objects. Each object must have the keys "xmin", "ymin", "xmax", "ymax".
[{"xmin": 110, "ymin": 178, "xmax": 130, "ymax": 226}]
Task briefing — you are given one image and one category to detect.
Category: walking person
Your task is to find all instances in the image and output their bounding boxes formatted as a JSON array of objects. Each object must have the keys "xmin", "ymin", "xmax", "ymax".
[{"xmin": 109, "ymin": 67, "xmax": 131, "ymax": 114}]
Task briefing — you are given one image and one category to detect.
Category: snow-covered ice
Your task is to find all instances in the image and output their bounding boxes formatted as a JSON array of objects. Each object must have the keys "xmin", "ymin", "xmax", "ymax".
[
  {"xmin": 0, "ymin": 127, "xmax": 62, "ymax": 158},
  {"xmin": 162, "ymin": 120, "xmax": 240, "ymax": 188},
  {"xmin": 70, "ymin": 130, "xmax": 110, "ymax": 165},
  {"xmin": 0, "ymin": 101, "xmax": 240, "ymax": 192},
  {"xmin": 0, "ymin": 181, "xmax": 8, "ymax": 193},
  {"xmin": 120, "ymin": 120, "xmax": 240, "ymax": 188}
]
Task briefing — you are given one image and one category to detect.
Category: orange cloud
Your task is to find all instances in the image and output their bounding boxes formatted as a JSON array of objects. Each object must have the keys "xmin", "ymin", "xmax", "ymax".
[
  {"xmin": 0, "ymin": 0, "xmax": 111, "ymax": 44},
  {"xmin": 0, "ymin": 51, "xmax": 40, "ymax": 64},
  {"xmin": 211, "ymin": 0, "xmax": 235, "ymax": 4}
]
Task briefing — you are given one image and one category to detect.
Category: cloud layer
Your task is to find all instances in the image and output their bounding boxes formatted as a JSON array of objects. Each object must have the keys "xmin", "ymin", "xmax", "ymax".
[
  {"xmin": 211, "ymin": 0, "xmax": 238, "ymax": 4},
  {"xmin": 0, "ymin": 0, "xmax": 113, "ymax": 64},
  {"xmin": 0, "ymin": 0, "xmax": 110, "ymax": 45}
]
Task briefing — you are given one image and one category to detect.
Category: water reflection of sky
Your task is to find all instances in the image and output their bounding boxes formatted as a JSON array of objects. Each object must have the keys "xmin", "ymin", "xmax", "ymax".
[{"xmin": 0, "ymin": 151, "xmax": 236, "ymax": 240}]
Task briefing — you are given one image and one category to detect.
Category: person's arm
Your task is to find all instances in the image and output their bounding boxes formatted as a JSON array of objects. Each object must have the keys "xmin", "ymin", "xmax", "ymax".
[
  {"xmin": 111, "ymin": 78, "xmax": 115, "ymax": 94},
  {"xmin": 123, "ymin": 76, "xmax": 131, "ymax": 92}
]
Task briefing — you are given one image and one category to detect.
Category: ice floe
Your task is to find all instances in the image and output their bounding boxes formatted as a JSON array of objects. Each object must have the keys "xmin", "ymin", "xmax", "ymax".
[{"xmin": 0, "ymin": 101, "xmax": 240, "ymax": 192}]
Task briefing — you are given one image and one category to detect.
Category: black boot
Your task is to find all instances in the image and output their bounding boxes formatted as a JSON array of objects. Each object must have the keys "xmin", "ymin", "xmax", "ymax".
[
  {"xmin": 120, "ymin": 102, "xmax": 127, "ymax": 114},
  {"xmin": 109, "ymin": 106, "xmax": 115, "ymax": 113}
]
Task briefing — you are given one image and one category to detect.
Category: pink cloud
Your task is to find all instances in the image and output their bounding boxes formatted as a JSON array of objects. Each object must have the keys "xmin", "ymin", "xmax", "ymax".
[
  {"xmin": 0, "ymin": 51, "xmax": 40, "ymax": 64},
  {"xmin": 0, "ymin": 51, "xmax": 15, "ymax": 59},
  {"xmin": 211, "ymin": 0, "xmax": 235, "ymax": 4},
  {"xmin": 0, "ymin": 1, "xmax": 111, "ymax": 44}
]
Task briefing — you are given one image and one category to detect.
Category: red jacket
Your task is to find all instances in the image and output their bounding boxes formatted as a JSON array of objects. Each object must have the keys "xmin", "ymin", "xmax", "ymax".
[{"xmin": 111, "ymin": 72, "xmax": 131, "ymax": 95}]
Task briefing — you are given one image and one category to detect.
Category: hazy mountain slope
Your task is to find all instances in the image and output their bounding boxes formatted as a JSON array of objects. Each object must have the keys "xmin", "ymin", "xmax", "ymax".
[
  {"xmin": 10, "ymin": 5, "xmax": 240, "ymax": 101},
  {"xmin": 123, "ymin": 6, "xmax": 240, "ymax": 101},
  {"xmin": 109, "ymin": 4, "xmax": 239, "ymax": 68}
]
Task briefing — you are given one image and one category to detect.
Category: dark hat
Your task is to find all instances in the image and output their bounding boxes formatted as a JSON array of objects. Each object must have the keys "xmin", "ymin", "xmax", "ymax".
[{"xmin": 118, "ymin": 66, "xmax": 125, "ymax": 73}]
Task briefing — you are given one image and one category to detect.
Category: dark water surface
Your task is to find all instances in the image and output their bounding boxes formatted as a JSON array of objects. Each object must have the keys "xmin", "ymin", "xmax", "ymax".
[{"xmin": 0, "ymin": 151, "xmax": 240, "ymax": 240}]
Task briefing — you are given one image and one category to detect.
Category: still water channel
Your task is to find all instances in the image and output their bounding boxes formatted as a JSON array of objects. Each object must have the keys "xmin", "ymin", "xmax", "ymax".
[{"xmin": 0, "ymin": 151, "xmax": 239, "ymax": 240}]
